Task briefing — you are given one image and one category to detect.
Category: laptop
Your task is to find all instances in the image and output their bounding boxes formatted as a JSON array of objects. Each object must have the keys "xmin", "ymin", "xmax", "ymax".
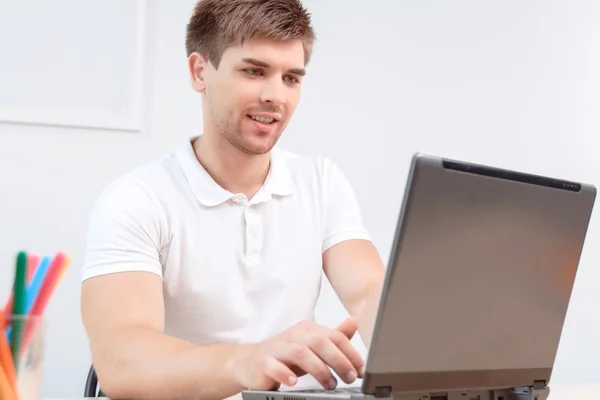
[{"xmin": 241, "ymin": 153, "xmax": 596, "ymax": 400}]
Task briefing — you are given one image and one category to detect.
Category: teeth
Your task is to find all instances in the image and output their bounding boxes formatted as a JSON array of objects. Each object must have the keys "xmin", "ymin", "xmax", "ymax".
[{"xmin": 251, "ymin": 115, "xmax": 275, "ymax": 124}]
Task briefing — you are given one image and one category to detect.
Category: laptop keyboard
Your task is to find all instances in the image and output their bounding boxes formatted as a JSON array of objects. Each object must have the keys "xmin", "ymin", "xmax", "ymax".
[{"xmin": 296, "ymin": 387, "xmax": 363, "ymax": 394}]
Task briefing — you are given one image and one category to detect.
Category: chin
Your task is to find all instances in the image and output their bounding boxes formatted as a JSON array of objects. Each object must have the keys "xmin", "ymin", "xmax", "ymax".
[
  {"xmin": 240, "ymin": 126, "xmax": 284, "ymax": 153},
  {"xmin": 234, "ymin": 132, "xmax": 280, "ymax": 155},
  {"xmin": 247, "ymin": 136, "xmax": 279, "ymax": 154}
]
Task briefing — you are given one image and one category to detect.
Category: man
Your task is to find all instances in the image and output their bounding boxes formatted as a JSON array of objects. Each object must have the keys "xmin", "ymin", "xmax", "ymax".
[{"xmin": 80, "ymin": 1, "xmax": 385, "ymax": 399}]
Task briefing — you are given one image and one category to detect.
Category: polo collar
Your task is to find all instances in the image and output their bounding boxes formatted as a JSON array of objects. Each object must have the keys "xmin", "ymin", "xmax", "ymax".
[
  {"xmin": 175, "ymin": 137, "xmax": 293, "ymax": 207},
  {"xmin": 262, "ymin": 146, "xmax": 293, "ymax": 198}
]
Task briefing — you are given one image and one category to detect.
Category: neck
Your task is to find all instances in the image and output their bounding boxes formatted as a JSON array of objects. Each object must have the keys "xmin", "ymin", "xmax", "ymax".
[{"xmin": 192, "ymin": 134, "xmax": 271, "ymax": 199}]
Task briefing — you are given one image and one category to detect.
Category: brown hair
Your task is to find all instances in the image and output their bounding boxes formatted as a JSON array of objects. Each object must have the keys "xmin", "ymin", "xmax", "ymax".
[{"xmin": 185, "ymin": 0, "xmax": 316, "ymax": 68}]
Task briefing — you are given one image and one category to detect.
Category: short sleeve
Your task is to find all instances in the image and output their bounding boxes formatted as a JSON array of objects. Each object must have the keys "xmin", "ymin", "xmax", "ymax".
[
  {"xmin": 321, "ymin": 159, "xmax": 371, "ymax": 253},
  {"xmin": 81, "ymin": 176, "xmax": 166, "ymax": 282}
]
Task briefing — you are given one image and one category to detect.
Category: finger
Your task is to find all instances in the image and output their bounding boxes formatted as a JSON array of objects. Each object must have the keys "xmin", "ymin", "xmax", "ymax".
[
  {"xmin": 281, "ymin": 344, "xmax": 337, "ymax": 390},
  {"xmin": 294, "ymin": 319, "xmax": 363, "ymax": 379},
  {"xmin": 335, "ymin": 316, "xmax": 358, "ymax": 340},
  {"xmin": 264, "ymin": 357, "xmax": 298, "ymax": 388},
  {"xmin": 306, "ymin": 333, "xmax": 359, "ymax": 384},
  {"xmin": 328, "ymin": 329, "xmax": 365, "ymax": 378}
]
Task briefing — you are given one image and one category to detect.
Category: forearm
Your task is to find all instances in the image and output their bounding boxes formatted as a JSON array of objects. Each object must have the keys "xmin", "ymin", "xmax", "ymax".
[
  {"xmin": 323, "ymin": 239, "xmax": 386, "ymax": 350},
  {"xmin": 93, "ymin": 326, "xmax": 247, "ymax": 400},
  {"xmin": 351, "ymin": 282, "xmax": 383, "ymax": 349}
]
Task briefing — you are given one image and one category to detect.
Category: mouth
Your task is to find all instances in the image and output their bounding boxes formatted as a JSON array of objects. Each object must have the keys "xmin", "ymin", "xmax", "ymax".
[{"xmin": 247, "ymin": 114, "xmax": 279, "ymax": 125}]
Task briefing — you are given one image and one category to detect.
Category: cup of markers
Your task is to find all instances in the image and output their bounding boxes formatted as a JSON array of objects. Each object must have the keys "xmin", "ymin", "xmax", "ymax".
[{"xmin": 1, "ymin": 251, "xmax": 71, "ymax": 400}]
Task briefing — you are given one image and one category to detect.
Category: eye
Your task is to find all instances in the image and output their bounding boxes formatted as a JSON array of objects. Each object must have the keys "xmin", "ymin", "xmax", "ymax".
[
  {"xmin": 244, "ymin": 68, "xmax": 263, "ymax": 76},
  {"xmin": 284, "ymin": 75, "xmax": 299, "ymax": 84}
]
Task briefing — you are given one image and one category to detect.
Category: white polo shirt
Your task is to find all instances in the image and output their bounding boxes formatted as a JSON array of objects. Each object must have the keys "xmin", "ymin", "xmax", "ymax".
[{"xmin": 81, "ymin": 137, "xmax": 371, "ymax": 345}]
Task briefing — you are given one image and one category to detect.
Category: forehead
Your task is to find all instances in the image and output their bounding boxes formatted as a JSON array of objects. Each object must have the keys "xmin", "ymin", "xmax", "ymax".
[{"xmin": 222, "ymin": 36, "xmax": 306, "ymax": 68}]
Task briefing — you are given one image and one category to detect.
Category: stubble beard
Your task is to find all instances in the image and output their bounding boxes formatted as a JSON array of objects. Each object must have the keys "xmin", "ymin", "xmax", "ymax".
[{"xmin": 212, "ymin": 108, "xmax": 282, "ymax": 156}]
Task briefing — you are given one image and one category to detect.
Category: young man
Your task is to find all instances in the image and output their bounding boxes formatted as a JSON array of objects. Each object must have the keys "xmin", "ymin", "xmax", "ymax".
[{"xmin": 80, "ymin": 1, "xmax": 385, "ymax": 399}]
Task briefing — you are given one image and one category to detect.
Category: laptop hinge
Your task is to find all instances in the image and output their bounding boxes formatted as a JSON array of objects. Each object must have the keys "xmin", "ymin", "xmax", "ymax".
[
  {"xmin": 533, "ymin": 379, "xmax": 547, "ymax": 390},
  {"xmin": 374, "ymin": 386, "xmax": 392, "ymax": 398}
]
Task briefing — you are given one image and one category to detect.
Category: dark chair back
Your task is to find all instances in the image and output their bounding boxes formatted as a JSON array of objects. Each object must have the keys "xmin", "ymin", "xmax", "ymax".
[{"xmin": 84, "ymin": 365, "xmax": 106, "ymax": 397}]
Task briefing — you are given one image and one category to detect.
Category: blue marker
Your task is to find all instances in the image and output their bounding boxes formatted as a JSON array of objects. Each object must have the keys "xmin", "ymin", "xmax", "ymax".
[{"xmin": 25, "ymin": 255, "xmax": 52, "ymax": 313}]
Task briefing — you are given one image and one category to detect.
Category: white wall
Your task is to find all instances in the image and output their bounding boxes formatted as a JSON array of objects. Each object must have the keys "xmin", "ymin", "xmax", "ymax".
[{"xmin": 0, "ymin": 0, "xmax": 599, "ymax": 397}]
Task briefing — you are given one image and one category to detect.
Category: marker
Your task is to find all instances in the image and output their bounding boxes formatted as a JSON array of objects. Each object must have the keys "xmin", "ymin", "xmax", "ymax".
[
  {"xmin": 5, "ymin": 255, "xmax": 52, "ymax": 341},
  {"xmin": 25, "ymin": 256, "xmax": 52, "ymax": 313},
  {"xmin": 10, "ymin": 251, "xmax": 27, "ymax": 369},
  {"xmin": 0, "ymin": 313, "xmax": 17, "ymax": 395},
  {"xmin": 20, "ymin": 253, "xmax": 66, "ymax": 354}
]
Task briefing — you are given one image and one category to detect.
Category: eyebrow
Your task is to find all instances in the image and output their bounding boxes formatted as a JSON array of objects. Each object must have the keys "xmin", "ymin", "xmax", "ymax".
[{"xmin": 241, "ymin": 57, "xmax": 306, "ymax": 76}]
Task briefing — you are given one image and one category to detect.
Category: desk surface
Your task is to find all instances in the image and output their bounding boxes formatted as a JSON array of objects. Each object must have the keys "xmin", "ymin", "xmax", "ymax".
[{"xmin": 45, "ymin": 383, "xmax": 600, "ymax": 400}]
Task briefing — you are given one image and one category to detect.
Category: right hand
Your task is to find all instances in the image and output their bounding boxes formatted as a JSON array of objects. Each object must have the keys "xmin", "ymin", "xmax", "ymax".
[{"xmin": 232, "ymin": 317, "xmax": 364, "ymax": 391}]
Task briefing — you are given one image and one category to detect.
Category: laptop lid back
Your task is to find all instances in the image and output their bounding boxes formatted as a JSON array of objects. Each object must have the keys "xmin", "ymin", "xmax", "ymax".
[{"xmin": 362, "ymin": 154, "xmax": 596, "ymax": 395}]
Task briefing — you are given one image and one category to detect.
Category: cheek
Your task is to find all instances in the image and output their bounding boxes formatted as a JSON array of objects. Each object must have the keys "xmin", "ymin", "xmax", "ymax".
[
  {"xmin": 240, "ymin": 84, "xmax": 263, "ymax": 105},
  {"xmin": 213, "ymin": 76, "xmax": 253, "ymax": 107},
  {"xmin": 230, "ymin": 77, "xmax": 260, "ymax": 99},
  {"xmin": 285, "ymin": 88, "xmax": 302, "ymax": 112}
]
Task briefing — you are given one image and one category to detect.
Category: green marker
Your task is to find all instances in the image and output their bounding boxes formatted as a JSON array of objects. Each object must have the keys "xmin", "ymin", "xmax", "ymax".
[{"xmin": 11, "ymin": 251, "xmax": 27, "ymax": 370}]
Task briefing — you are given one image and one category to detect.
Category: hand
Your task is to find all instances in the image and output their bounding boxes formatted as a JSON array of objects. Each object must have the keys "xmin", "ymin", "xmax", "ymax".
[{"xmin": 232, "ymin": 317, "xmax": 364, "ymax": 391}]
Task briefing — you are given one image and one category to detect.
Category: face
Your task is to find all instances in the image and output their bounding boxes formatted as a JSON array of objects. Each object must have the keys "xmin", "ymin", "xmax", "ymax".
[{"xmin": 189, "ymin": 36, "xmax": 306, "ymax": 155}]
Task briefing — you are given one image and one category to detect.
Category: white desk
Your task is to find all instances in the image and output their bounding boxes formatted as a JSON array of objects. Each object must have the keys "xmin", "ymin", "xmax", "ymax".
[{"xmin": 46, "ymin": 383, "xmax": 600, "ymax": 399}]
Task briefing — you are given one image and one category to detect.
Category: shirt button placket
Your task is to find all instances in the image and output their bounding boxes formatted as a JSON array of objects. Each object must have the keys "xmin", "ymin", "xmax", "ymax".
[{"xmin": 245, "ymin": 205, "xmax": 262, "ymax": 267}]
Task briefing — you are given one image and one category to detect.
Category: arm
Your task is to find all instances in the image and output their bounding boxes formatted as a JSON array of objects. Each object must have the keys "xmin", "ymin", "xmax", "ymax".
[
  {"xmin": 323, "ymin": 239, "xmax": 385, "ymax": 348},
  {"xmin": 320, "ymin": 159, "xmax": 385, "ymax": 348},
  {"xmin": 80, "ymin": 178, "xmax": 245, "ymax": 400},
  {"xmin": 82, "ymin": 272, "xmax": 244, "ymax": 400}
]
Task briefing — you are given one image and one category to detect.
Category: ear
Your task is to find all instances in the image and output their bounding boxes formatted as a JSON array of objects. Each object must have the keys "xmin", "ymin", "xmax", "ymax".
[{"xmin": 188, "ymin": 52, "xmax": 208, "ymax": 93}]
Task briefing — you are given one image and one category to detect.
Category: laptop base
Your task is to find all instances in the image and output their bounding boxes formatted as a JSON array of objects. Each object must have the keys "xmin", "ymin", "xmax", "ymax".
[{"xmin": 241, "ymin": 385, "xmax": 550, "ymax": 400}]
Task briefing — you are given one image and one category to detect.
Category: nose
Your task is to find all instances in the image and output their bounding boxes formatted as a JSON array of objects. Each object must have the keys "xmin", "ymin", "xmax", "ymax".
[{"xmin": 260, "ymin": 78, "xmax": 286, "ymax": 106}]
